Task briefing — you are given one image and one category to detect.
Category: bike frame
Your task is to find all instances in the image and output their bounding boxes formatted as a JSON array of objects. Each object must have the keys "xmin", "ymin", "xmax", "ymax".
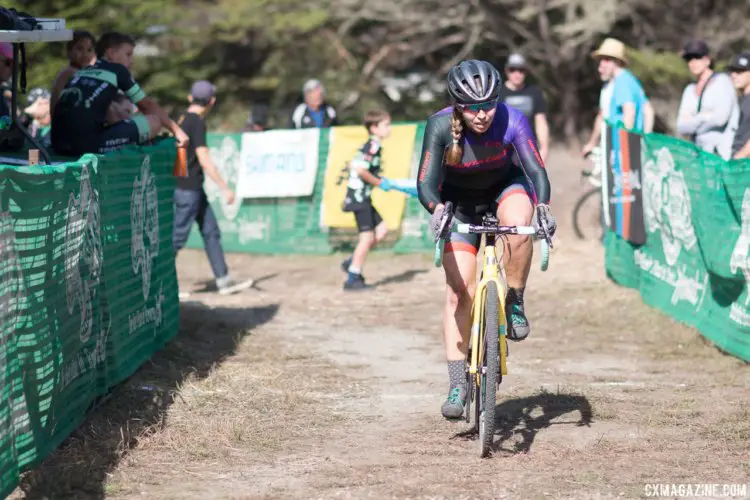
[{"xmin": 468, "ymin": 232, "xmax": 508, "ymax": 387}]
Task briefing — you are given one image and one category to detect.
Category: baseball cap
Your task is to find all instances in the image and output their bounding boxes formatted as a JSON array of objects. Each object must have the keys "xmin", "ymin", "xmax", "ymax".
[
  {"xmin": 0, "ymin": 43, "xmax": 13, "ymax": 61},
  {"xmin": 190, "ymin": 80, "xmax": 216, "ymax": 101},
  {"xmin": 681, "ymin": 40, "xmax": 710, "ymax": 59},
  {"xmin": 506, "ymin": 53, "xmax": 526, "ymax": 69},
  {"xmin": 728, "ymin": 52, "xmax": 750, "ymax": 72}
]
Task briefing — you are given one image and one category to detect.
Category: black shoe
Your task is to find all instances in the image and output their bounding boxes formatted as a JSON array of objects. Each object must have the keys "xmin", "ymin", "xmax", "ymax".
[{"xmin": 343, "ymin": 273, "xmax": 367, "ymax": 291}]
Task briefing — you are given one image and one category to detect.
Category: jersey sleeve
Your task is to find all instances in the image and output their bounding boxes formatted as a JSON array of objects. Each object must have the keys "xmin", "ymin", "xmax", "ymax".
[
  {"xmin": 113, "ymin": 63, "xmax": 146, "ymax": 104},
  {"xmin": 416, "ymin": 114, "xmax": 450, "ymax": 213},
  {"xmin": 507, "ymin": 109, "xmax": 551, "ymax": 204}
]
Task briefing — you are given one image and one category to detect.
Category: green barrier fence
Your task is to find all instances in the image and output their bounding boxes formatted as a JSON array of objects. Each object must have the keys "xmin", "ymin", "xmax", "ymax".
[
  {"xmin": 185, "ymin": 123, "xmax": 435, "ymax": 254},
  {"xmin": 604, "ymin": 125, "xmax": 750, "ymax": 361},
  {"xmin": 0, "ymin": 140, "xmax": 180, "ymax": 498}
]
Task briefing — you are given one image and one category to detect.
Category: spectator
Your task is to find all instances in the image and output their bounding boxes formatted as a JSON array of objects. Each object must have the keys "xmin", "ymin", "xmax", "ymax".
[
  {"xmin": 339, "ymin": 109, "xmax": 393, "ymax": 291},
  {"xmin": 50, "ymin": 30, "xmax": 96, "ymax": 114},
  {"xmin": 498, "ymin": 53, "xmax": 550, "ymax": 161},
  {"xmin": 582, "ymin": 37, "xmax": 651, "ymax": 157},
  {"xmin": 729, "ymin": 52, "xmax": 750, "ymax": 159},
  {"xmin": 676, "ymin": 39, "xmax": 739, "ymax": 160},
  {"xmin": 0, "ymin": 42, "xmax": 13, "ymax": 118},
  {"xmin": 290, "ymin": 79, "xmax": 337, "ymax": 129},
  {"xmin": 51, "ymin": 31, "xmax": 188, "ymax": 156},
  {"xmin": 23, "ymin": 88, "xmax": 52, "ymax": 147},
  {"xmin": 243, "ymin": 103, "xmax": 270, "ymax": 132},
  {"xmin": 172, "ymin": 80, "xmax": 254, "ymax": 297}
]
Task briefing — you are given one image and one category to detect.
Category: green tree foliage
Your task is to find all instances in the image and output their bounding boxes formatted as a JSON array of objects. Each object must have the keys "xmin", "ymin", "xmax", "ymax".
[{"xmin": 6, "ymin": 0, "xmax": 750, "ymax": 136}]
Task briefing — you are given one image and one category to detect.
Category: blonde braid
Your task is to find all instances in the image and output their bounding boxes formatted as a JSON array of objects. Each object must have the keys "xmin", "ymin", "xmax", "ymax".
[{"xmin": 444, "ymin": 106, "xmax": 464, "ymax": 166}]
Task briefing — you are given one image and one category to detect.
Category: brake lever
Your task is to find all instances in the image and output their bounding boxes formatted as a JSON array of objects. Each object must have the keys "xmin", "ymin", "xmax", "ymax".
[{"xmin": 538, "ymin": 216, "xmax": 554, "ymax": 249}]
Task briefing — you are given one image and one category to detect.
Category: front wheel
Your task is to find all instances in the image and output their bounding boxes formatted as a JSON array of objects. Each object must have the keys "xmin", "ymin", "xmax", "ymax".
[{"xmin": 479, "ymin": 281, "xmax": 499, "ymax": 457}]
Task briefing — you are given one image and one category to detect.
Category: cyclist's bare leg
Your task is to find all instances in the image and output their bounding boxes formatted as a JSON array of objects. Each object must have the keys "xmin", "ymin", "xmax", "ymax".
[
  {"xmin": 497, "ymin": 194, "xmax": 534, "ymax": 287},
  {"xmin": 441, "ymin": 248, "xmax": 476, "ymax": 417},
  {"xmin": 496, "ymin": 193, "xmax": 534, "ymax": 339}
]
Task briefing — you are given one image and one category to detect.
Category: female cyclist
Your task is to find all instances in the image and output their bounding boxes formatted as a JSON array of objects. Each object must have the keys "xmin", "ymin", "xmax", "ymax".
[{"xmin": 416, "ymin": 59, "xmax": 556, "ymax": 419}]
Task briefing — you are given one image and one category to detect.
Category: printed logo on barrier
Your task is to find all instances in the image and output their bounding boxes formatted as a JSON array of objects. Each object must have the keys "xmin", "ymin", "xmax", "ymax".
[
  {"xmin": 131, "ymin": 156, "xmax": 160, "ymax": 300},
  {"xmin": 0, "ymin": 211, "xmax": 31, "ymax": 442},
  {"xmin": 729, "ymin": 188, "xmax": 750, "ymax": 326},
  {"xmin": 64, "ymin": 165, "xmax": 103, "ymax": 343},
  {"xmin": 642, "ymin": 147, "xmax": 697, "ymax": 266},
  {"xmin": 0, "ymin": 212, "xmax": 24, "ymax": 339},
  {"xmin": 206, "ymin": 136, "xmax": 241, "ymax": 220},
  {"xmin": 636, "ymin": 147, "xmax": 707, "ymax": 310}
]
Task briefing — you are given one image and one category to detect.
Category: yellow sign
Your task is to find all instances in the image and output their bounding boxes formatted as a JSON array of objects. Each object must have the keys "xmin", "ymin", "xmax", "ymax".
[{"xmin": 321, "ymin": 124, "xmax": 418, "ymax": 229}]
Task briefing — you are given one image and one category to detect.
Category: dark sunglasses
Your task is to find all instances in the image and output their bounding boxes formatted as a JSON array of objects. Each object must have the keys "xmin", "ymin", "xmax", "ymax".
[
  {"xmin": 683, "ymin": 54, "xmax": 705, "ymax": 62},
  {"xmin": 458, "ymin": 99, "xmax": 497, "ymax": 113}
]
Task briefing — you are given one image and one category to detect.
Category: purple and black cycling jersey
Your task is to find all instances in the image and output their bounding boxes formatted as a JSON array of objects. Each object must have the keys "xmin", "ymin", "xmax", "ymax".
[{"xmin": 416, "ymin": 102, "xmax": 551, "ymax": 213}]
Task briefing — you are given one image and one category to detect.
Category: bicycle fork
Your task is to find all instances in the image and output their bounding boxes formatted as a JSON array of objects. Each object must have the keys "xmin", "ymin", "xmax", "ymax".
[{"xmin": 468, "ymin": 242, "xmax": 508, "ymax": 385}]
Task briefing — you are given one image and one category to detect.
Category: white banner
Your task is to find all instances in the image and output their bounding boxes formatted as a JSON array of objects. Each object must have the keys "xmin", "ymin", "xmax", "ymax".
[{"xmin": 236, "ymin": 128, "xmax": 320, "ymax": 198}]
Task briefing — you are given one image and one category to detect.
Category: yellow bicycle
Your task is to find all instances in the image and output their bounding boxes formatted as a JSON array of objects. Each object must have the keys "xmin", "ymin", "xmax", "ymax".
[{"xmin": 434, "ymin": 201, "xmax": 551, "ymax": 457}]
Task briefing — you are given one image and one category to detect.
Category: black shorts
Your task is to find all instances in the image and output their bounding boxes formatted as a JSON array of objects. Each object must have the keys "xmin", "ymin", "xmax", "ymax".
[
  {"xmin": 97, "ymin": 115, "xmax": 151, "ymax": 154},
  {"xmin": 442, "ymin": 171, "xmax": 535, "ymax": 255},
  {"xmin": 353, "ymin": 205, "xmax": 383, "ymax": 233}
]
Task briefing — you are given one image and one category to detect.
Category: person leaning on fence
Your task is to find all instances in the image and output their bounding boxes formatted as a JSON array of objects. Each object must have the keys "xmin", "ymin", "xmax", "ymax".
[
  {"xmin": 289, "ymin": 79, "xmax": 337, "ymax": 129},
  {"xmin": 339, "ymin": 109, "xmax": 394, "ymax": 291},
  {"xmin": 729, "ymin": 52, "xmax": 750, "ymax": 160},
  {"xmin": 676, "ymin": 40, "xmax": 739, "ymax": 160},
  {"xmin": 172, "ymin": 80, "xmax": 254, "ymax": 298},
  {"xmin": 51, "ymin": 31, "xmax": 189, "ymax": 156}
]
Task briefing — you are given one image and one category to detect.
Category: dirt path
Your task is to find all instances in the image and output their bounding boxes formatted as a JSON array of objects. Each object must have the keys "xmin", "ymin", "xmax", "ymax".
[{"xmin": 12, "ymin": 150, "xmax": 749, "ymax": 499}]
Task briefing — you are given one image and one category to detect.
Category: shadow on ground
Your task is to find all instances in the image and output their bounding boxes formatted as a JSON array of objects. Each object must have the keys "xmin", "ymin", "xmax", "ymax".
[
  {"xmin": 493, "ymin": 390, "xmax": 593, "ymax": 454},
  {"xmin": 370, "ymin": 269, "xmax": 428, "ymax": 288},
  {"xmin": 16, "ymin": 302, "xmax": 279, "ymax": 500}
]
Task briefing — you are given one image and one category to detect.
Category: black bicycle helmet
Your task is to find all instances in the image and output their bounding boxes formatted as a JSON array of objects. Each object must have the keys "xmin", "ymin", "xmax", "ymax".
[{"xmin": 446, "ymin": 59, "xmax": 501, "ymax": 104}]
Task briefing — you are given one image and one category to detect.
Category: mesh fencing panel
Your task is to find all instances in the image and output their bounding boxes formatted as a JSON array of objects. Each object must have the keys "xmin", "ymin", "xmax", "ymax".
[
  {"xmin": 605, "ymin": 125, "xmax": 750, "ymax": 361},
  {"xmin": 0, "ymin": 140, "xmax": 179, "ymax": 498}
]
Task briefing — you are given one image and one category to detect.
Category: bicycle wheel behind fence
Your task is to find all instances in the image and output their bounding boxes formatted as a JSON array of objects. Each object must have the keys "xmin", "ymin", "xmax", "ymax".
[
  {"xmin": 572, "ymin": 186, "xmax": 603, "ymax": 240},
  {"xmin": 479, "ymin": 281, "xmax": 499, "ymax": 457}
]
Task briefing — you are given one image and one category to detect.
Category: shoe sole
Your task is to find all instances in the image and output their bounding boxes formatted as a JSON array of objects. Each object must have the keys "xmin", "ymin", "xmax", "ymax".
[{"xmin": 218, "ymin": 279, "xmax": 255, "ymax": 295}]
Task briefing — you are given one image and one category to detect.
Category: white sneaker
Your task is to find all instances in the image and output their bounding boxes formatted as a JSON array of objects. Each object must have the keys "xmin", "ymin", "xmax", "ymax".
[{"xmin": 216, "ymin": 276, "xmax": 255, "ymax": 295}]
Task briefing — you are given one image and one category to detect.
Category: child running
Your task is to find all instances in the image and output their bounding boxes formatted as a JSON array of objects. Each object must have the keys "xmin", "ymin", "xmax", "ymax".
[{"xmin": 340, "ymin": 109, "xmax": 393, "ymax": 290}]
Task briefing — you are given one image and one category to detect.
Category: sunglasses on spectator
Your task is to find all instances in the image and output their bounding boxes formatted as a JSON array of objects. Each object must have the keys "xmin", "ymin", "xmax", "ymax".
[
  {"xmin": 458, "ymin": 99, "xmax": 497, "ymax": 113},
  {"xmin": 507, "ymin": 67, "xmax": 525, "ymax": 73},
  {"xmin": 683, "ymin": 54, "xmax": 705, "ymax": 61}
]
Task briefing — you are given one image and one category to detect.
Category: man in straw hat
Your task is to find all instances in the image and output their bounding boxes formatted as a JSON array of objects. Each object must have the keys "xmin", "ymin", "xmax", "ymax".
[{"xmin": 582, "ymin": 37, "xmax": 653, "ymax": 158}]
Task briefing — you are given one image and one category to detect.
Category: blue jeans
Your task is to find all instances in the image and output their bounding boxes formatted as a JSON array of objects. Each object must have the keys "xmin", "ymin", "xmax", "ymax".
[{"xmin": 173, "ymin": 188, "xmax": 228, "ymax": 279}]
